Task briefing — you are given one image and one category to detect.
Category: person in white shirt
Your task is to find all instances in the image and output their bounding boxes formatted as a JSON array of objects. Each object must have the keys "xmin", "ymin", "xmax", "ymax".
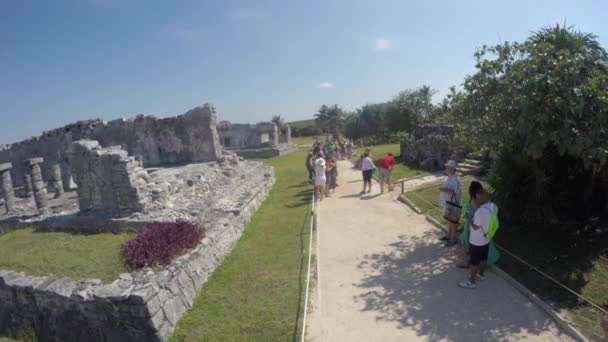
[
  {"xmin": 360, "ymin": 152, "xmax": 376, "ymax": 195},
  {"xmin": 459, "ymin": 187, "xmax": 497, "ymax": 289},
  {"xmin": 438, "ymin": 160, "xmax": 462, "ymax": 246},
  {"xmin": 313, "ymin": 153, "xmax": 326, "ymax": 202}
]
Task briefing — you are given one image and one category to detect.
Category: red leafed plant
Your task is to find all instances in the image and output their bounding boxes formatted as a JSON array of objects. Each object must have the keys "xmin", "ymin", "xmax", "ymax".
[{"xmin": 122, "ymin": 221, "xmax": 204, "ymax": 267}]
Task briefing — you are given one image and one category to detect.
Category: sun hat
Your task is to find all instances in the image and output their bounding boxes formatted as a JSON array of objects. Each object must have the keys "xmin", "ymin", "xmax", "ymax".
[{"xmin": 445, "ymin": 160, "xmax": 457, "ymax": 168}]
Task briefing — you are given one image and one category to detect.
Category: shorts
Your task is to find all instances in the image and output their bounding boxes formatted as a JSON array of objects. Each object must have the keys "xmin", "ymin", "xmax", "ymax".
[
  {"xmin": 362, "ymin": 170, "xmax": 373, "ymax": 182},
  {"xmin": 469, "ymin": 244, "xmax": 489, "ymax": 266},
  {"xmin": 314, "ymin": 176, "xmax": 326, "ymax": 186},
  {"xmin": 378, "ymin": 167, "xmax": 391, "ymax": 184}
]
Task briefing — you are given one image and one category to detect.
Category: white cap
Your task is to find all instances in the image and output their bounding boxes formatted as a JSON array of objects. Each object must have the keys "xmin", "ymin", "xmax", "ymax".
[{"xmin": 445, "ymin": 160, "xmax": 457, "ymax": 168}]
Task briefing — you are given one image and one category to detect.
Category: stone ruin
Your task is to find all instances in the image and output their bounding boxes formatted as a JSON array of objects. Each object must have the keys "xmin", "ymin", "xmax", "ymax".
[
  {"xmin": 400, "ymin": 124, "xmax": 458, "ymax": 171},
  {"xmin": 217, "ymin": 120, "xmax": 297, "ymax": 158},
  {"xmin": 0, "ymin": 104, "xmax": 277, "ymax": 341}
]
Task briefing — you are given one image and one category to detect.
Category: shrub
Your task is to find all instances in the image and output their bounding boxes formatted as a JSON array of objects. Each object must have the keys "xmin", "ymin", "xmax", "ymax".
[{"xmin": 122, "ymin": 221, "xmax": 204, "ymax": 268}]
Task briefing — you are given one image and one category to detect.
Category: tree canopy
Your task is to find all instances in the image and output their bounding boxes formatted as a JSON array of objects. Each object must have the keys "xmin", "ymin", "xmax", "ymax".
[{"xmin": 449, "ymin": 24, "xmax": 608, "ymax": 221}]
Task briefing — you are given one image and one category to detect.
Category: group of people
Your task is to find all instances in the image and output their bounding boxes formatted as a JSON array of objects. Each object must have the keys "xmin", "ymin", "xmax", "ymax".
[
  {"xmin": 306, "ymin": 141, "xmax": 344, "ymax": 201},
  {"xmin": 306, "ymin": 140, "xmax": 398, "ymax": 201},
  {"xmin": 313, "ymin": 140, "xmax": 353, "ymax": 161},
  {"xmin": 358, "ymin": 149, "xmax": 395, "ymax": 194},
  {"xmin": 307, "ymin": 141, "xmax": 500, "ymax": 289},
  {"xmin": 438, "ymin": 160, "xmax": 500, "ymax": 289}
]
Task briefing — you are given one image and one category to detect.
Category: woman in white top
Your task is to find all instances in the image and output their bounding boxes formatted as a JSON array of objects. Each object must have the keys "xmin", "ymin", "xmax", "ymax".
[
  {"xmin": 439, "ymin": 160, "xmax": 462, "ymax": 246},
  {"xmin": 360, "ymin": 152, "xmax": 376, "ymax": 195},
  {"xmin": 314, "ymin": 153, "xmax": 327, "ymax": 201}
]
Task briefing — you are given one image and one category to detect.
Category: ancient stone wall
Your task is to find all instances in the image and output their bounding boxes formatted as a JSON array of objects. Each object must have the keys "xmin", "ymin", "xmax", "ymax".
[
  {"xmin": 401, "ymin": 124, "xmax": 457, "ymax": 171},
  {"xmin": 217, "ymin": 121, "xmax": 282, "ymax": 149},
  {"xmin": 413, "ymin": 124, "xmax": 455, "ymax": 140},
  {"xmin": 0, "ymin": 161, "xmax": 275, "ymax": 341},
  {"xmin": 0, "ymin": 104, "xmax": 222, "ymax": 189},
  {"xmin": 71, "ymin": 140, "xmax": 146, "ymax": 216}
]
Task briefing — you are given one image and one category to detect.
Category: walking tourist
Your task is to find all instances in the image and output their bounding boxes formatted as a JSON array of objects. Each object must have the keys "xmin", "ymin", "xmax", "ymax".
[
  {"xmin": 457, "ymin": 181, "xmax": 500, "ymax": 268},
  {"xmin": 339, "ymin": 141, "xmax": 346, "ymax": 160},
  {"xmin": 327, "ymin": 142, "xmax": 334, "ymax": 159},
  {"xmin": 306, "ymin": 151, "xmax": 314, "ymax": 183},
  {"xmin": 360, "ymin": 152, "xmax": 376, "ymax": 195},
  {"xmin": 314, "ymin": 153, "xmax": 326, "ymax": 202},
  {"xmin": 459, "ymin": 186, "xmax": 498, "ymax": 289},
  {"xmin": 378, "ymin": 152, "xmax": 395, "ymax": 193},
  {"xmin": 324, "ymin": 157, "xmax": 334, "ymax": 197},
  {"xmin": 345, "ymin": 140, "xmax": 353, "ymax": 158},
  {"xmin": 329, "ymin": 157, "xmax": 338, "ymax": 194},
  {"xmin": 439, "ymin": 160, "xmax": 461, "ymax": 246}
]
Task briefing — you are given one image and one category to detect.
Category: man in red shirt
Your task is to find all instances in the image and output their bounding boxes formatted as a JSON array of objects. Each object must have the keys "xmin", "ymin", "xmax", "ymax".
[{"xmin": 378, "ymin": 153, "xmax": 395, "ymax": 193}]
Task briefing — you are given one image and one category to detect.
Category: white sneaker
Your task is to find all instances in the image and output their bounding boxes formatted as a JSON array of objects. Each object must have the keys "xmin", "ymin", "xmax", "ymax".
[
  {"xmin": 475, "ymin": 274, "xmax": 485, "ymax": 282},
  {"xmin": 459, "ymin": 280, "xmax": 477, "ymax": 289}
]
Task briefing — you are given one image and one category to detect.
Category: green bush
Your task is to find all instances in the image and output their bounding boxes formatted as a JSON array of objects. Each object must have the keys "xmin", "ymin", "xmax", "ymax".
[
  {"xmin": 355, "ymin": 132, "xmax": 409, "ymax": 147},
  {"xmin": 487, "ymin": 145, "xmax": 608, "ymax": 223}
]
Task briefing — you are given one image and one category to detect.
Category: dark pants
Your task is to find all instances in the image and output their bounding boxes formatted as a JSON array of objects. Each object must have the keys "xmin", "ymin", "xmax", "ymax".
[{"xmin": 308, "ymin": 168, "xmax": 314, "ymax": 181}]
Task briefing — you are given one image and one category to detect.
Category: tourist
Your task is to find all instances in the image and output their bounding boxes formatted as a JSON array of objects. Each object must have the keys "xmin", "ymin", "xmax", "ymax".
[
  {"xmin": 324, "ymin": 157, "xmax": 334, "ymax": 197},
  {"xmin": 314, "ymin": 153, "xmax": 326, "ymax": 201},
  {"xmin": 457, "ymin": 181, "xmax": 500, "ymax": 268},
  {"xmin": 439, "ymin": 160, "xmax": 461, "ymax": 246},
  {"xmin": 360, "ymin": 152, "xmax": 376, "ymax": 194},
  {"xmin": 345, "ymin": 140, "xmax": 353, "ymax": 158},
  {"xmin": 329, "ymin": 157, "xmax": 338, "ymax": 194},
  {"xmin": 327, "ymin": 142, "xmax": 334, "ymax": 159},
  {"xmin": 313, "ymin": 141, "xmax": 321, "ymax": 155},
  {"xmin": 378, "ymin": 152, "xmax": 395, "ymax": 193},
  {"xmin": 459, "ymin": 186, "xmax": 498, "ymax": 289},
  {"xmin": 339, "ymin": 141, "xmax": 346, "ymax": 160},
  {"xmin": 305, "ymin": 151, "xmax": 315, "ymax": 183}
]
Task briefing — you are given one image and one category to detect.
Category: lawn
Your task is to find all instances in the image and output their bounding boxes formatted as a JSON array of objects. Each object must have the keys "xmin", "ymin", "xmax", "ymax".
[
  {"xmin": 291, "ymin": 136, "xmax": 318, "ymax": 146},
  {"xmin": 354, "ymin": 143, "xmax": 430, "ymax": 180},
  {"xmin": 403, "ymin": 179, "xmax": 608, "ymax": 341},
  {"xmin": 0, "ymin": 228, "xmax": 133, "ymax": 283},
  {"xmin": 170, "ymin": 147, "xmax": 312, "ymax": 341}
]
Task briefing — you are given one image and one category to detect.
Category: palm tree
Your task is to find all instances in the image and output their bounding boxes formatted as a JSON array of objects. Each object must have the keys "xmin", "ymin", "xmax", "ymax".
[{"xmin": 314, "ymin": 104, "xmax": 345, "ymax": 140}]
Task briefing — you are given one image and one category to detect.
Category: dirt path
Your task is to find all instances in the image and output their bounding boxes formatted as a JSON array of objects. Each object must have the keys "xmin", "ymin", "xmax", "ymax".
[{"xmin": 306, "ymin": 160, "xmax": 572, "ymax": 342}]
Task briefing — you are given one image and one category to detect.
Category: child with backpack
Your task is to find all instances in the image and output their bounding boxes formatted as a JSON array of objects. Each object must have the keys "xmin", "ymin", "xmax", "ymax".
[
  {"xmin": 459, "ymin": 186, "xmax": 499, "ymax": 289},
  {"xmin": 457, "ymin": 181, "xmax": 500, "ymax": 268}
]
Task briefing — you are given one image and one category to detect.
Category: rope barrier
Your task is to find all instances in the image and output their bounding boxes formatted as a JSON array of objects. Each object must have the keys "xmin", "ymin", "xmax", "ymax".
[
  {"xmin": 300, "ymin": 183, "xmax": 316, "ymax": 342},
  {"xmin": 403, "ymin": 185, "xmax": 608, "ymax": 316}
]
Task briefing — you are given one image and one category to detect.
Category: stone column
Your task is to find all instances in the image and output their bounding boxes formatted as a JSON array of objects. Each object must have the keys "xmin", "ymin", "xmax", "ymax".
[
  {"xmin": 24, "ymin": 158, "xmax": 49, "ymax": 215},
  {"xmin": 49, "ymin": 163, "xmax": 64, "ymax": 198},
  {"xmin": 271, "ymin": 123, "xmax": 279, "ymax": 147},
  {"xmin": 285, "ymin": 125, "xmax": 292, "ymax": 144},
  {"xmin": 0, "ymin": 163, "xmax": 15, "ymax": 214},
  {"xmin": 23, "ymin": 171, "xmax": 33, "ymax": 197}
]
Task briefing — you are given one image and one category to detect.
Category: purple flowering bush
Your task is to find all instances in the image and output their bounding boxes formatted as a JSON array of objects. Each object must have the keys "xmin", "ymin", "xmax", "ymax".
[{"xmin": 122, "ymin": 221, "xmax": 204, "ymax": 268}]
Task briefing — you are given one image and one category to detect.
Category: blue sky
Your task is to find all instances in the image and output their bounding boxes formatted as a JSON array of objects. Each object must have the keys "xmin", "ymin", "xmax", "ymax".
[{"xmin": 1, "ymin": 0, "xmax": 607, "ymax": 144}]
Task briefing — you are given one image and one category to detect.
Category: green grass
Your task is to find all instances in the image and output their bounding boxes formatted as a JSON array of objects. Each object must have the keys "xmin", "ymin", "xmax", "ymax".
[
  {"xmin": 404, "ymin": 177, "xmax": 484, "ymax": 225},
  {"xmin": 291, "ymin": 136, "xmax": 318, "ymax": 145},
  {"xmin": 355, "ymin": 143, "xmax": 430, "ymax": 180},
  {"xmin": 403, "ymin": 179, "xmax": 607, "ymax": 341},
  {"xmin": 0, "ymin": 228, "xmax": 133, "ymax": 283},
  {"xmin": 170, "ymin": 148, "xmax": 312, "ymax": 341}
]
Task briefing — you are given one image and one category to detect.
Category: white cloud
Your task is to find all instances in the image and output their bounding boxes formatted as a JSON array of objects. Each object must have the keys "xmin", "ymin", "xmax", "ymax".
[
  {"xmin": 316, "ymin": 82, "xmax": 334, "ymax": 89},
  {"xmin": 374, "ymin": 38, "xmax": 393, "ymax": 51}
]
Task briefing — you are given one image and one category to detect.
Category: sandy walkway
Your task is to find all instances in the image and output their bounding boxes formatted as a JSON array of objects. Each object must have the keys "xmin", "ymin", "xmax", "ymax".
[{"xmin": 307, "ymin": 160, "xmax": 572, "ymax": 342}]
